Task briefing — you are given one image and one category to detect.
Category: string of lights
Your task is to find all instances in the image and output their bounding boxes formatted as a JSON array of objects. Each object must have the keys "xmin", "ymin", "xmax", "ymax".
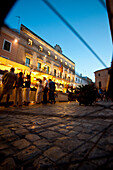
[{"xmin": 42, "ymin": 0, "xmax": 107, "ymax": 68}]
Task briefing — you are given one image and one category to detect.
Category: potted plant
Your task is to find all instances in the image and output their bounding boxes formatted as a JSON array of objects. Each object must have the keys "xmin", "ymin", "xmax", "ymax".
[{"xmin": 75, "ymin": 84, "xmax": 98, "ymax": 105}]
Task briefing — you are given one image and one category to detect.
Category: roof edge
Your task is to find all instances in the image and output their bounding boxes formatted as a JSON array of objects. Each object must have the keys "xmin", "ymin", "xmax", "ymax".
[{"xmin": 21, "ymin": 24, "xmax": 75, "ymax": 65}]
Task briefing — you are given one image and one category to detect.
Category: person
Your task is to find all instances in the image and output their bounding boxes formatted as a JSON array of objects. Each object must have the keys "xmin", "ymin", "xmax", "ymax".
[
  {"xmin": 99, "ymin": 88, "xmax": 103, "ymax": 101},
  {"xmin": 35, "ymin": 79, "xmax": 43, "ymax": 104},
  {"xmin": 24, "ymin": 75, "xmax": 31, "ymax": 106},
  {"xmin": 14, "ymin": 72, "xmax": 23, "ymax": 107},
  {"xmin": 43, "ymin": 77, "xmax": 49, "ymax": 104},
  {"xmin": 49, "ymin": 79, "xmax": 56, "ymax": 104},
  {"xmin": 0, "ymin": 67, "xmax": 17, "ymax": 107}
]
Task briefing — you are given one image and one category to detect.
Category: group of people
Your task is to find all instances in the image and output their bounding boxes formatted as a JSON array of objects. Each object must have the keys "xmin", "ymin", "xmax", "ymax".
[
  {"xmin": 36, "ymin": 77, "xmax": 56, "ymax": 104},
  {"xmin": 0, "ymin": 67, "xmax": 56, "ymax": 107}
]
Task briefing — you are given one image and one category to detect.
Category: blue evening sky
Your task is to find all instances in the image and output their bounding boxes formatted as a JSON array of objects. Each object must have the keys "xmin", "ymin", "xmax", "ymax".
[{"xmin": 4, "ymin": 0, "xmax": 112, "ymax": 82}]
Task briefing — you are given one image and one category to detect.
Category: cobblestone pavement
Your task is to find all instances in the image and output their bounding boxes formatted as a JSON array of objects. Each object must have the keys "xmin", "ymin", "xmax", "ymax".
[{"xmin": 0, "ymin": 101, "xmax": 113, "ymax": 169}]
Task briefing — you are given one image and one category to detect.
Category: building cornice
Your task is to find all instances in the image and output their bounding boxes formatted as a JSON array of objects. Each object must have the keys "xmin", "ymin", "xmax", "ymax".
[{"xmin": 21, "ymin": 24, "xmax": 75, "ymax": 66}]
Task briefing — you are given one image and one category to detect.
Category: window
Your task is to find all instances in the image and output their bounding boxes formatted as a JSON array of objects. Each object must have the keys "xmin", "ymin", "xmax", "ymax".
[
  {"xmin": 25, "ymin": 57, "xmax": 30, "ymax": 67},
  {"xmin": 65, "ymin": 74, "xmax": 67, "ymax": 79},
  {"xmin": 37, "ymin": 62, "xmax": 41, "ymax": 71},
  {"xmin": 76, "ymin": 78, "xmax": 77, "ymax": 81},
  {"xmin": 60, "ymin": 59, "xmax": 62, "ymax": 62},
  {"xmin": 39, "ymin": 46, "xmax": 43, "ymax": 52},
  {"xmin": 98, "ymin": 73, "xmax": 100, "ymax": 76},
  {"xmin": 48, "ymin": 51, "xmax": 51, "ymax": 56},
  {"xmin": 47, "ymin": 66, "xmax": 50, "ymax": 74},
  {"xmin": 27, "ymin": 39, "xmax": 32, "ymax": 46},
  {"xmin": 3, "ymin": 40, "xmax": 11, "ymax": 52},
  {"xmin": 54, "ymin": 69, "xmax": 56, "ymax": 76},
  {"xmin": 60, "ymin": 72, "xmax": 62, "ymax": 78},
  {"xmin": 55, "ymin": 55, "xmax": 57, "ymax": 60},
  {"xmin": 65, "ymin": 62, "xmax": 67, "ymax": 65}
]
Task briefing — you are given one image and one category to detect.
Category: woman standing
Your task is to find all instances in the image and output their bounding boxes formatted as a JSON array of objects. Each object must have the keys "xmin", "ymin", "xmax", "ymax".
[{"xmin": 36, "ymin": 79, "xmax": 43, "ymax": 104}]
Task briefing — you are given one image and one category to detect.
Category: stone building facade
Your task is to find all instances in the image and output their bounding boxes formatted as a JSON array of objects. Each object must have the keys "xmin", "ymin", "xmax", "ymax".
[
  {"xmin": 94, "ymin": 68, "xmax": 110, "ymax": 90},
  {"xmin": 0, "ymin": 24, "xmax": 76, "ymax": 92}
]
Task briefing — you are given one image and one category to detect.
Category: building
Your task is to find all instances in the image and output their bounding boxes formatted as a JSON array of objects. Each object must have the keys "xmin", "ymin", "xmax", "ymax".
[
  {"xmin": 94, "ymin": 68, "xmax": 110, "ymax": 90},
  {"xmin": 82, "ymin": 76, "xmax": 93, "ymax": 85},
  {"xmin": 75, "ymin": 73, "xmax": 92, "ymax": 87},
  {"xmin": 75, "ymin": 73, "xmax": 82, "ymax": 87},
  {"xmin": 0, "ymin": 24, "xmax": 75, "ymax": 94}
]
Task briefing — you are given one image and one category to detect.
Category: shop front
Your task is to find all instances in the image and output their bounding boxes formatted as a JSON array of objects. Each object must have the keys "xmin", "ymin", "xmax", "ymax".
[{"xmin": 0, "ymin": 57, "xmax": 71, "ymax": 103}]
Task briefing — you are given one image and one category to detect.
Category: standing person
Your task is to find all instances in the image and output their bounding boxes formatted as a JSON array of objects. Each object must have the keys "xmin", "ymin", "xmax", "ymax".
[
  {"xmin": 49, "ymin": 79, "xmax": 56, "ymax": 104},
  {"xmin": 99, "ymin": 88, "xmax": 103, "ymax": 101},
  {"xmin": 14, "ymin": 72, "xmax": 23, "ymax": 107},
  {"xmin": 36, "ymin": 79, "xmax": 43, "ymax": 104},
  {"xmin": 25, "ymin": 75, "xmax": 31, "ymax": 106},
  {"xmin": 0, "ymin": 67, "xmax": 17, "ymax": 107},
  {"xmin": 43, "ymin": 77, "xmax": 49, "ymax": 104}
]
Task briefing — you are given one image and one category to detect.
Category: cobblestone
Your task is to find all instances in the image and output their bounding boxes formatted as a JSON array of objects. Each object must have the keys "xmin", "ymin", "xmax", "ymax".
[
  {"xmin": 11, "ymin": 139, "xmax": 30, "ymax": 150},
  {"xmin": 25, "ymin": 134, "xmax": 40, "ymax": 142},
  {"xmin": 0, "ymin": 157, "xmax": 16, "ymax": 170},
  {"xmin": 0, "ymin": 101, "xmax": 113, "ymax": 169}
]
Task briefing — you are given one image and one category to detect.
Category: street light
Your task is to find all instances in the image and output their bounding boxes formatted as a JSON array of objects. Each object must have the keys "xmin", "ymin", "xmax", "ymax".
[{"xmin": 14, "ymin": 38, "xmax": 18, "ymax": 43}]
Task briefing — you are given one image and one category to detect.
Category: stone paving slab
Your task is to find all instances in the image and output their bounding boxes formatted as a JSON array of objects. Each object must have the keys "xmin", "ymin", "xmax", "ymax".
[{"xmin": 0, "ymin": 101, "xmax": 113, "ymax": 169}]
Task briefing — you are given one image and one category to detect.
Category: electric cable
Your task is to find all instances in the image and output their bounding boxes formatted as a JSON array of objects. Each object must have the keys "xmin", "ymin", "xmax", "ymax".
[
  {"xmin": 42, "ymin": 0, "xmax": 107, "ymax": 68},
  {"xmin": 98, "ymin": 0, "xmax": 106, "ymax": 9}
]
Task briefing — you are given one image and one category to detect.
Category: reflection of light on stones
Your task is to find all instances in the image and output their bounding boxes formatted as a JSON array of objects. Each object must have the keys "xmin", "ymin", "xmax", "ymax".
[
  {"xmin": 31, "ymin": 126, "xmax": 35, "ymax": 129},
  {"xmin": 68, "ymin": 101, "xmax": 70, "ymax": 104},
  {"xmin": 30, "ymin": 101, "xmax": 34, "ymax": 105}
]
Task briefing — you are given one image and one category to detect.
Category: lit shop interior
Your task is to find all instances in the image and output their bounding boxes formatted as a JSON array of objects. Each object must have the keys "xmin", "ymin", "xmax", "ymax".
[{"xmin": 0, "ymin": 56, "xmax": 75, "ymax": 102}]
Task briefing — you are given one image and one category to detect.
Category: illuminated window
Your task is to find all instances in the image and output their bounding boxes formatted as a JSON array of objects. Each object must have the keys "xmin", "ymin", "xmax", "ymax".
[
  {"xmin": 25, "ymin": 57, "xmax": 30, "ymax": 67},
  {"xmin": 48, "ymin": 51, "xmax": 51, "ymax": 56},
  {"xmin": 69, "ymin": 65, "xmax": 71, "ymax": 68},
  {"xmin": 60, "ymin": 59, "xmax": 62, "ymax": 62},
  {"xmin": 65, "ymin": 62, "xmax": 67, "ymax": 65},
  {"xmin": 39, "ymin": 46, "xmax": 43, "ymax": 52},
  {"xmin": 28, "ymin": 39, "xmax": 32, "ymax": 46},
  {"xmin": 3, "ymin": 39, "xmax": 11, "ymax": 52},
  {"xmin": 55, "ymin": 55, "xmax": 57, "ymax": 60},
  {"xmin": 73, "ymin": 67, "xmax": 74, "ymax": 70}
]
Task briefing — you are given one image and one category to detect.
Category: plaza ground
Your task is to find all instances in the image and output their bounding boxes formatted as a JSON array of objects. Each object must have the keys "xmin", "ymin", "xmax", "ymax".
[{"xmin": 0, "ymin": 101, "xmax": 113, "ymax": 169}]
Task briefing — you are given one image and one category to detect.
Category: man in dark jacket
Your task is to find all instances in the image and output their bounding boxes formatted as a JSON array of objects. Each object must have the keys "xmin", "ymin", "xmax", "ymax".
[
  {"xmin": 0, "ymin": 67, "xmax": 17, "ymax": 107},
  {"xmin": 49, "ymin": 79, "xmax": 56, "ymax": 104}
]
